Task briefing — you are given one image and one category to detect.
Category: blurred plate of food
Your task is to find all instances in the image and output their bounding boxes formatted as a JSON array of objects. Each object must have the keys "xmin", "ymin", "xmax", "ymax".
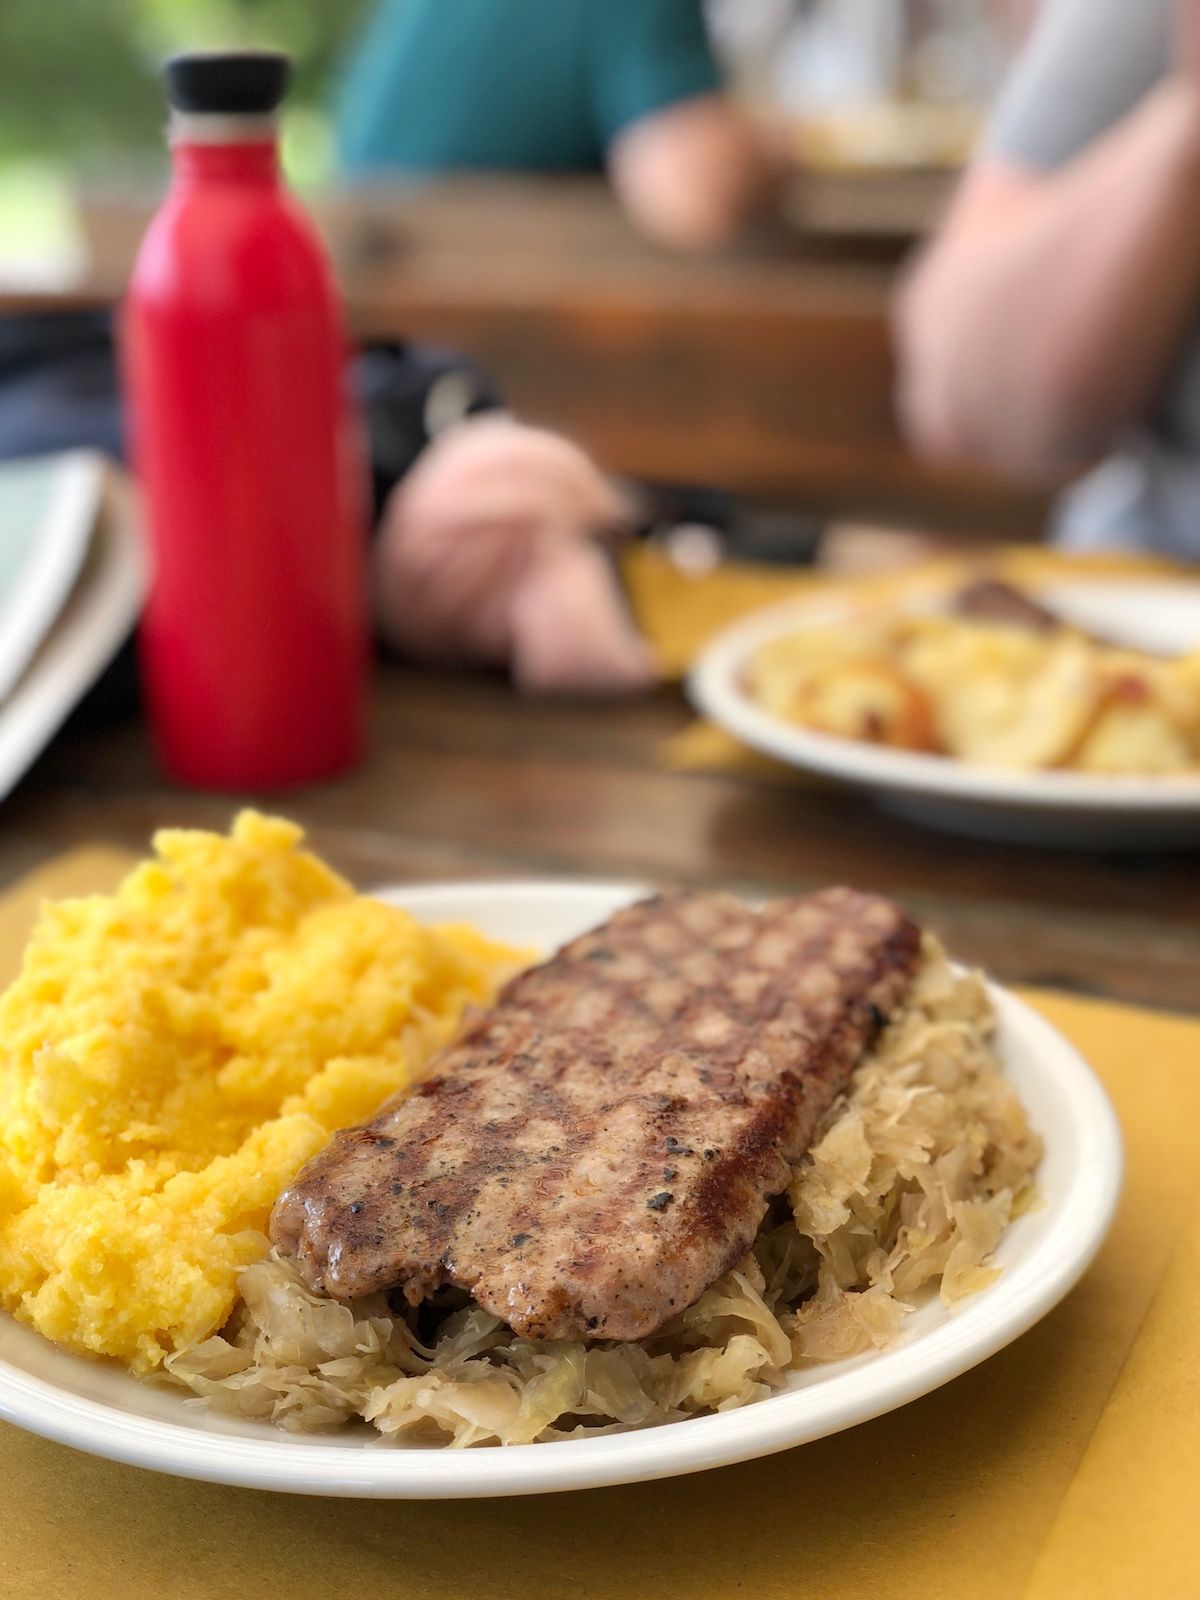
[{"xmin": 689, "ymin": 576, "xmax": 1200, "ymax": 846}]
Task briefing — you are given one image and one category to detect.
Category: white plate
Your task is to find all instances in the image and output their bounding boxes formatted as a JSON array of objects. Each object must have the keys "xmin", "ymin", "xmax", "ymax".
[
  {"xmin": 0, "ymin": 465, "xmax": 146, "ymax": 805},
  {"xmin": 0, "ymin": 452, "xmax": 102, "ymax": 704},
  {"xmin": 689, "ymin": 580, "xmax": 1200, "ymax": 847},
  {"xmin": 0, "ymin": 881, "xmax": 1122, "ymax": 1498}
]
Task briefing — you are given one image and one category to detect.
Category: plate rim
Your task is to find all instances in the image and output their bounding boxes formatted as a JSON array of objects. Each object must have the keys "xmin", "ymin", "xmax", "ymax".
[
  {"xmin": 0, "ymin": 470, "xmax": 147, "ymax": 806},
  {"xmin": 687, "ymin": 582, "xmax": 1200, "ymax": 813},
  {"xmin": 0, "ymin": 880, "xmax": 1124, "ymax": 1498}
]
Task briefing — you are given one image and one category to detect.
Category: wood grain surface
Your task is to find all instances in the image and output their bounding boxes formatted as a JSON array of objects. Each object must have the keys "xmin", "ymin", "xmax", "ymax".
[
  {"xmin": 2, "ymin": 664, "xmax": 1195, "ymax": 1014},
  {"xmin": 1, "ymin": 178, "xmax": 1054, "ymax": 536}
]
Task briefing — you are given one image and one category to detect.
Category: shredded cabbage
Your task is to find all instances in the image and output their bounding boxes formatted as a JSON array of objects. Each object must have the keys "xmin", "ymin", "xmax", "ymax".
[{"xmin": 166, "ymin": 936, "xmax": 1041, "ymax": 1444}]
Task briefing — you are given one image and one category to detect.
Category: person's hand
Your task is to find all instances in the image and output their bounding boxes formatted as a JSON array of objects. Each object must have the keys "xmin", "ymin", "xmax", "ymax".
[
  {"xmin": 373, "ymin": 415, "xmax": 657, "ymax": 695},
  {"xmin": 609, "ymin": 96, "xmax": 781, "ymax": 253}
]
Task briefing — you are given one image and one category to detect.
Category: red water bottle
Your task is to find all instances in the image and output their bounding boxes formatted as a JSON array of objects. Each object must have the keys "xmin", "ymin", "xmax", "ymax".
[{"xmin": 123, "ymin": 51, "xmax": 368, "ymax": 788}]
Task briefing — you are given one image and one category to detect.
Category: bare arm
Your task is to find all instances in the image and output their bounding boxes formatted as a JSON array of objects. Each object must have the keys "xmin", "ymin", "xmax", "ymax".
[
  {"xmin": 898, "ymin": 67, "xmax": 1200, "ymax": 480},
  {"xmin": 607, "ymin": 94, "xmax": 779, "ymax": 253}
]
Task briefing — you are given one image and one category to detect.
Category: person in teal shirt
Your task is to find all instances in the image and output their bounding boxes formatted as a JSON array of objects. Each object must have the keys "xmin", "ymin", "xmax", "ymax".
[{"xmin": 337, "ymin": 0, "xmax": 775, "ymax": 250}]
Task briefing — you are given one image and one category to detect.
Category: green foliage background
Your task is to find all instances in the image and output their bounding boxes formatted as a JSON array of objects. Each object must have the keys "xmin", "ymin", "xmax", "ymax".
[{"xmin": 0, "ymin": 0, "xmax": 366, "ymax": 172}]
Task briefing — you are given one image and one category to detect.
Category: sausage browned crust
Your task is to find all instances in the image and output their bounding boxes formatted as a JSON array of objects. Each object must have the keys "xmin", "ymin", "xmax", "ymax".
[{"xmin": 270, "ymin": 889, "xmax": 921, "ymax": 1342}]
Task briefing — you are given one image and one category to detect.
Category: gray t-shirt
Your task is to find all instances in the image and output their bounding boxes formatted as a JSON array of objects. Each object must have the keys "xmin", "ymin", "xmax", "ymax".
[{"xmin": 987, "ymin": 0, "xmax": 1200, "ymax": 557}]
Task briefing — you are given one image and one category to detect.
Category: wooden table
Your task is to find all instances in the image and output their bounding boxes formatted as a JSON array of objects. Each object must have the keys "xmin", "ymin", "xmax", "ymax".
[
  {"xmin": 2, "ymin": 665, "xmax": 1196, "ymax": 1015},
  {"xmin": 2, "ymin": 177, "xmax": 1055, "ymax": 537}
]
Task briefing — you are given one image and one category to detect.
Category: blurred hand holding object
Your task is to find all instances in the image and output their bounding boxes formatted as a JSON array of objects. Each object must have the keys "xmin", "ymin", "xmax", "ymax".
[{"xmin": 373, "ymin": 415, "xmax": 656, "ymax": 696}]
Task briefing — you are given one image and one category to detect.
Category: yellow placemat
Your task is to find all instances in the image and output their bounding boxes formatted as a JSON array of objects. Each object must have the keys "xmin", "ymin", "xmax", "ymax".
[
  {"xmin": 624, "ymin": 543, "xmax": 1194, "ymax": 777},
  {"xmin": 2, "ymin": 850, "xmax": 1199, "ymax": 1600}
]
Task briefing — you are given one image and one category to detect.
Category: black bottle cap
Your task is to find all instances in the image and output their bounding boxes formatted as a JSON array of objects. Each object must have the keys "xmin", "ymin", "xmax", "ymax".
[{"xmin": 164, "ymin": 51, "xmax": 291, "ymax": 116}]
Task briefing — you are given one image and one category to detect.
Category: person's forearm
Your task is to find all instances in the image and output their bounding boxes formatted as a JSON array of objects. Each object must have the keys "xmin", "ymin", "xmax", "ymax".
[{"xmin": 899, "ymin": 80, "xmax": 1200, "ymax": 478}]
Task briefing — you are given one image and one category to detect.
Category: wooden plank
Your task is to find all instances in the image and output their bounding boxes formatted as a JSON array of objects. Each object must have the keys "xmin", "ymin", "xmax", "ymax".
[
  {"xmin": 4, "ymin": 667, "xmax": 1196, "ymax": 1014},
  {"xmin": 0, "ymin": 182, "xmax": 1054, "ymax": 533}
]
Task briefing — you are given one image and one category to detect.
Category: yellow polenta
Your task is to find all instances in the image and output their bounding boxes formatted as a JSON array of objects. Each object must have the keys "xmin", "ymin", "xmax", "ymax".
[{"xmin": 0, "ymin": 812, "xmax": 520, "ymax": 1372}]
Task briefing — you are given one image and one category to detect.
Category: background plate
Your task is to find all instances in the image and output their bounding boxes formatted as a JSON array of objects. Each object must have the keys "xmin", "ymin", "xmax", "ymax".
[{"xmin": 688, "ymin": 580, "xmax": 1200, "ymax": 847}]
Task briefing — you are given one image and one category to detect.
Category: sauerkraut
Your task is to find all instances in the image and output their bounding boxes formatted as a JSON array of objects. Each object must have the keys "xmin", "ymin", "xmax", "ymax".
[{"xmin": 166, "ymin": 937, "xmax": 1041, "ymax": 1445}]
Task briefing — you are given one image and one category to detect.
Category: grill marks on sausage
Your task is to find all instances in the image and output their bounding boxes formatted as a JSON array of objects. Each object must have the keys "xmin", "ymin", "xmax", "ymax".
[{"xmin": 270, "ymin": 889, "xmax": 921, "ymax": 1342}]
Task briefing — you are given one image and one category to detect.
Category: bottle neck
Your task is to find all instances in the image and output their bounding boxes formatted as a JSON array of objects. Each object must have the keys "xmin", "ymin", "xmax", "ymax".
[{"xmin": 169, "ymin": 114, "xmax": 280, "ymax": 186}]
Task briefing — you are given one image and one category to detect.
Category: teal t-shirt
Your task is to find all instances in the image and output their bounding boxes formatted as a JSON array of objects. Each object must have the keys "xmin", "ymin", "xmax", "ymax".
[{"xmin": 337, "ymin": 0, "xmax": 723, "ymax": 174}]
